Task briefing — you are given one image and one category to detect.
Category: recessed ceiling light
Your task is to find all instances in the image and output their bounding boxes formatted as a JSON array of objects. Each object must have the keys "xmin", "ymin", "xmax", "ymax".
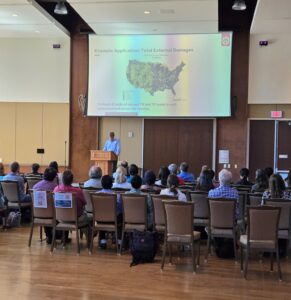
[
  {"xmin": 144, "ymin": 10, "xmax": 151, "ymax": 15},
  {"xmin": 35, "ymin": 30, "xmax": 40, "ymax": 33},
  {"xmin": 12, "ymin": 14, "xmax": 18, "ymax": 17}
]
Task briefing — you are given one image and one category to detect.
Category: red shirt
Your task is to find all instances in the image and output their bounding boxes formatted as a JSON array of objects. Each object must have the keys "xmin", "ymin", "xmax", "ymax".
[
  {"xmin": 178, "ymin": 177, "xmax": 185, "ymax": 185},
  {"xmin": 53, "ymin": 184, "xmax": 86, "ymax": 217}
]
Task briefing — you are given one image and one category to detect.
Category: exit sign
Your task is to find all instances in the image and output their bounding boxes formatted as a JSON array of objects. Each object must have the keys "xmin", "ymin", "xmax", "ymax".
[{"xmin": 271, "ymin": 111, "xmax": 283, "ymax": 118}]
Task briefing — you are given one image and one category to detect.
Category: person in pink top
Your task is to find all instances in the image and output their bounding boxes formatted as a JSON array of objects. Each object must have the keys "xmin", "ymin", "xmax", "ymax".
[{"xmin": 53, "ymin": 170, "xmax": 88, "ymax": 222}]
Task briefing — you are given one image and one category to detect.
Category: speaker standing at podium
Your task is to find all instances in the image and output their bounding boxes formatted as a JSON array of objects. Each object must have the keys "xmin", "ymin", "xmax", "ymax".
[{"xmin": 103, "ymin": 131, "xmax": 120, "ymax": 173}]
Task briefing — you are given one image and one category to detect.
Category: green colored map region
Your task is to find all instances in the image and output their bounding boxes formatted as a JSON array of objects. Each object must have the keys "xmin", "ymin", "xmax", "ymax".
[{"xmin": 126, "ymin": 60, "xmax": 185, "ymax": 96}]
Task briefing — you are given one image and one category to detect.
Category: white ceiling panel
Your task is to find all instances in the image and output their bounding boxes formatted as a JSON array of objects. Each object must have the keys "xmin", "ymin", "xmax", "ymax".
[
  {"xmin": 0, "ymin": 24, "xmax": 69, "ymax": 38},
  {"xmin": 0, "ymin": 0, "xmax": 27, "ymax": 3},
  {"xmin": 251, "ymin": 0, "xmax": 291, "ymax": 34},
  {"xmin": 0, "ymin": 4, "xmax": 52, "ymax": 25},
  {"xmin": 68, "ymin": 0, "xmax": 218, "ymax": 34},
  {"xmin": 0, "ymin": 0, "xmax": 69, "ymax": 38}
]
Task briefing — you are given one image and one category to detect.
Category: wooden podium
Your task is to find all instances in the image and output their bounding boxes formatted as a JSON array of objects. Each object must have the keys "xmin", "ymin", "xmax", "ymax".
[{"xmin": 90, "ymin": 150, "xmax": 117, "ymax": 175}]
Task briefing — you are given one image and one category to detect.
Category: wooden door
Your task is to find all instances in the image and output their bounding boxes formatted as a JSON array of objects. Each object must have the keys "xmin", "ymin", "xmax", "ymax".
[
  {"xmin": 277, "ymin": 121, "xmax": 291, "ymax": 171},
  {"xmin": 143, "ymin": 119, "xmax": 213, "ymax": 177},
  {"xmin": 249, "ymin": 120, "xmax": 275, "ymax": 181}
]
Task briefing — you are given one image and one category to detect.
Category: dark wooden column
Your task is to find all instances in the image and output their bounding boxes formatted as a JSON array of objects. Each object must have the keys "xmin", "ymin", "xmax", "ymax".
[
  {"xmin": 216, "ymin": 31, "xmax": 250, "ymax": 180},
  {"xmin": 69, "ymin": 34, "xmax": 98, "ymax": 181}
]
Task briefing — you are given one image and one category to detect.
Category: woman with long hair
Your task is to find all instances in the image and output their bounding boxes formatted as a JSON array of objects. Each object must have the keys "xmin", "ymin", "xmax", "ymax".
[
  {"xmin": 160, "ymin": 174, "xmax": 186, "ymax": 201},
  {"xmin": 251, "ymin": 169, "xmax": 269, "ymax": 193},
  {"xmin": 262, "ymin": 173, "xmax": 291, "ymax": 204},
  {"xmin": 195, "ymin": 169, "xmax": 215, "ymax": 192},
  {"xmin": 113, "ymin": 166, "xmax": 131, "ymax": 189},
  {"xmin": 155, "ymin": 166, "xmax": 170, "ymax": 187}
]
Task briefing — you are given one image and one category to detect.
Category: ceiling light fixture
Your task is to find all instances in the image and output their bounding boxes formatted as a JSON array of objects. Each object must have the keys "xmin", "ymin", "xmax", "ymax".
[
  {"xmin": 144, "ymin": 10, "xmax": 151, "ymax": 15},
  {"xmin": 12, "ymin": 14, "xmax": 18, "ymax": 17},
  {"xmin": 54, "ymin": 1, "xmax": 68, "ymax": 15},
  {"xmin": 35, "ymin": 30, "xmax": 40, "ymax": 33},
  {"xmin": 232, "ymin": 0, "xmax": 247, "ymax": 11}
]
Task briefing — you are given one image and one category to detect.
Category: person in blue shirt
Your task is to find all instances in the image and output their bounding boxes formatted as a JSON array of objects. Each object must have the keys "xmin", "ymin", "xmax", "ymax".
[
  {"xmin": 127, "ymin": 163, "xmax": 138, "ymax": 183},
  {"xmin": 103, "ymin": 132, "xmax": 120, "ymax": 173},
  {"xmin": 103, "ymin": 131, "xmax": 120, "ymax": 156},
  {"xmin": 178, "ymin": 162, "xmax": 195, "ymax": 183},
  {"xmin": 3, "ymin": 162, "xmax": 31, "ymax": 202},
  {"xmin": 97, "ymin": 175, "xmax": 122, "ymax": 249}
]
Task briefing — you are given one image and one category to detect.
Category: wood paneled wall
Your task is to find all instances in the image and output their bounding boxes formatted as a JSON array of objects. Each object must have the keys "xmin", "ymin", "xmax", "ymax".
[
  {"xmin": 216, "ymin": 31, "xmax": 250, "ymax": 179},
  {"xmin": 143, "ymin": 119, "xmax": 213, "ymax": 177},
  {"xmin": 249, "ymin": 120, "xmax": 275, "ymax": 180},
  {"xmin": 69, "ymin": 35, "xmax": 98, "ymax": 181}
]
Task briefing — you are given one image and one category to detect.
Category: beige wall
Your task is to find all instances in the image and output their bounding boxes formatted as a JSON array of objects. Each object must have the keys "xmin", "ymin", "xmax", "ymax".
[
  {"xmin": 0, "ymin": 38, "xmax": 70, "ymax": 103},
  {"xmin": 248, "ymin": 33, "xmax": 291, "ymax": 104},
  {"xmin": 249, "ymin": 104, "xmax": 291, "ymax": 118},
  {"xmin": 0, "ymin": 102, "xmax": 69, "ymax": 166},
  {"xmin": 99, "ymin": 117, "xmax": 143, "ymax": 167}
]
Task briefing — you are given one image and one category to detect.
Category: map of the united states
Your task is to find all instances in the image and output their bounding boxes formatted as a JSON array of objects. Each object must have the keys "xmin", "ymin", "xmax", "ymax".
[{"xmin": 126, "ymin": 60, "xmax": 185, "ymax": 96}]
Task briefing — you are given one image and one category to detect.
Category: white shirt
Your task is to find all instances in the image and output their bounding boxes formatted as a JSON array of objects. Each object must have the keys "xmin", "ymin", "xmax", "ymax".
[
  {"xmin": 113, "ymin": 182, "xmax": 132, "ymax": 189},
  {"xmin": 84, "ymin": 178, "xmax": 102, "ymax": 188},
  {"xmin": 160, "ymin": 188, "xmax": 187, "ymax": 202}
]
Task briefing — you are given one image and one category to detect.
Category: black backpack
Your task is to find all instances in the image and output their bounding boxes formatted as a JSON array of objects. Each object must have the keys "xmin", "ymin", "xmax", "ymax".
[
  {"xmin": 214, "ymin": 237, "xmax": 235, "ymax": 259},
  {"xmin": 130, "ymin": 230, "xmax": 158, "ymax": 266}
]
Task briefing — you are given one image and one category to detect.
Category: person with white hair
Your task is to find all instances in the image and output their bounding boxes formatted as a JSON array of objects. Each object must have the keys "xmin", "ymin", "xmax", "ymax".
[
  {"xmin": 113, "ymin": 166, "xmax": 131, "ymax": 189},
  {"xmin": 208, "ymin": 169, "xmax": 239, "ymax": 218},
  {"xmin": 84, "ymin": 166, "xmax": 102, "ymax": 188}
]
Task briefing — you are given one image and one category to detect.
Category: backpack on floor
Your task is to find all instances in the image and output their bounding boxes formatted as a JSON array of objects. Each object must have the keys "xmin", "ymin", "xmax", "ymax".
[
  {"xmin": 130, "ymin": 230, "xmax": 158, "ymax": 267},
  {"xmin": 214, "ymin": 237, "xmax": 235, "ymax": 259}
]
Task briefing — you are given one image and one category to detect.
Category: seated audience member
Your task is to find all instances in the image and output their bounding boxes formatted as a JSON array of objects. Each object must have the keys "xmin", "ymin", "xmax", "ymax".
[
  {"xmin": 264, "ymin": 166, "xmax": 274, "ymax": 179},
  {"xmin": 3, "ymin": 162, "xmax": 31, "ymax": 202},
  {"xmin": 126, "ymin": 175, "xmax": 142, "ymax": 194},
  {"xmin": 33, "ymin": 167, "xmax": 58, "ymax": 243},
  {"xmin": 178, "ymin": 162, "xmax": 195, "ymax": 183},
  {"xmin": 98, "ymin": 175, "xmax": 121, "ymax": 215},
  {"xmin": 113, "ymin": 166, "xmax": 132, "ymax": 189},
  {"xmin": 155, "ymin": 166, "xmax": 170, "ymax": 187},
  {"xmin": 160, "ymin": 174, "xmax": 187, "ymax": 202},
  {"xmin": 236, "ymin": 168, "xmax": 253, "ymax": 186},
  {"xmin": 208, "ymin": 169, "xmax": 239, "ymax": 219},
  {"xmin": 113, "ymin": 160, "xmax": 129, "ymax": 179},
  {"xmin": 141, "ymin": 170, "xmax": 160, "ymax": 193},
  {"xmin": 251, "ymin": 169, "xmax": 269, "ymax": 193},
  {"xmin": 84, "ymin": 166, "xmax": 102, "ymax": 188},
  {"xmin": 26, "ymin": 163, "xmax": 42, "ymax": 178},
  {"xmin": 128, "ymin": 174, "xmax": 155, "ymax": 230},
  {"xmin": 97, "ymin": 175, "xmax": 122, "ymax": 249},
  {"xmin": 262, "ymin": 174, "xmax": 291, "ymax": 204},
  {"xmin": 197, "ymin": 165, "xmax": 209, "ymax": 181},
  {"xmin": 33, "ymin": 167, "xmax": 57, "ymax": 191},
  {"xmin": 195, "ymin": 169, "xmax": 215, "ymax": 192},
  {"xmin": 0, "ymin": 163, "xmax": 5, "ymax": 180},
  {"xmin": 168, "ymin": 163, "xmax": 185, "ymax": 185},
  {"xmin": 49, "ymin": 161, "xmax": 62, "ymax": 184},
  {"xmin": 128, "ymin": 163, "xmax": 139, "ymax": 183},
  {"xmin": 53, "ymin": 170, "xmax": 88, "ymax": 224},
  {"xmin": 208, "ymin": 169, "xmax": 218, "ymax": 186}
]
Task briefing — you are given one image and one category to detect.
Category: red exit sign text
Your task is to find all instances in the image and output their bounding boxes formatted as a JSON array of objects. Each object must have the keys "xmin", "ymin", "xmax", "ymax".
[{"xmin": 271, "ymin": 111, "xmax": 283, "ymax": 118}]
